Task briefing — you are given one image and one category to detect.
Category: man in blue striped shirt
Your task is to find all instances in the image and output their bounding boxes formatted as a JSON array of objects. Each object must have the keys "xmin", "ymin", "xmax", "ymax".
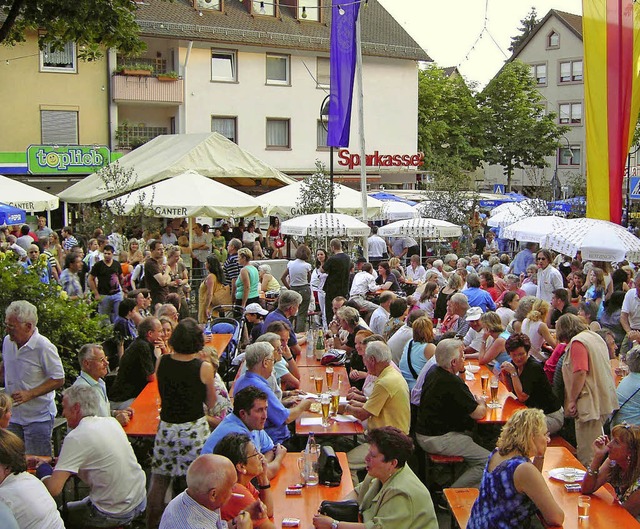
[{"xmin": 160, "ymin": 454, "xmax": 253, "ymax": 529}]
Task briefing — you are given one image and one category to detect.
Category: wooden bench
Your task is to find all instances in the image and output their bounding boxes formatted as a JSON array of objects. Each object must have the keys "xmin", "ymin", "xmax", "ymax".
[
  {"xmin": 425, "ymin": 453, "xmax": 465, "ymax": 489},
  {"xmin": 549, "ymin": 435, "xmax": 577, "ymax": 455},
  {"xmin": 443, "ymin": 487, "xmax": 479, "ymax": 529}
]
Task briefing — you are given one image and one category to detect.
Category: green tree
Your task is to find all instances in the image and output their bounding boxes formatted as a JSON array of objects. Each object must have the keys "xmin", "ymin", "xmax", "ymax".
[
  {"xmin": 0, "ymin": 0, "xmax": 148, "ymax": 59},
  {"xmin": 75, "ymin": 162, "xmax": 161, "ymax": 241},
  {"xmin": 0, "ymin": 253, "xmax": 111, "ymax": 384},
  {"xmin": 417, "ymin": 65, "xmax": 484, "ymax": 174},
  {"xmin": 477, "ymin": 60, "xmax": 569, "ymax": 192},
  {"xmin": 509, "ymin": 7, "xmax": 540, "ymax": 53},
  {"xmin": 292, "ymin": 160, "xmax": 340, "ymax": 216}
]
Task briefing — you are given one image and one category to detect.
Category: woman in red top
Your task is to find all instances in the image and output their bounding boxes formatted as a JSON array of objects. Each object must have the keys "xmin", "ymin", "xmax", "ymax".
[
  {"xmin": 214, "ymin": 433, "xmax": 275, "ymax": 528},
  {"xmin": 268, "ymin": 217, "xmax": 283, "ymax": 259},
  {"xmin": 480, "ymin": 271, "xmax": 500, "ymax": 302}
]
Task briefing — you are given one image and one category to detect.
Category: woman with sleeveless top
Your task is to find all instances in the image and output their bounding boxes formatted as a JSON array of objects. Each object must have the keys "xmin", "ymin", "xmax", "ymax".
[
  {"xmin": 236, "ymin": 248, "xmax": 260, "ymax": 308},
  {"xmin": 146, "ymin": 318, "xmax": 217, "ymax": 529},
  {"xmin": 521, "ymin": 299, "xmax": 556, "ymax": 362},
  {"xmin": 198, "ymin": 254, "xmax": 232, "ymax": 322},
  {"xmin": 467, "ymin": 408, "xmax": 564, "ymax": 529},
  {"xmin": 434, "ymin": 273, "xmax": 463, "ymax": 321}
]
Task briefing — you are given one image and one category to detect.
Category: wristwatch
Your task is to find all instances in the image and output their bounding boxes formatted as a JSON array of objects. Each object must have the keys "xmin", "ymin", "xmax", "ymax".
[{"xmin": 331, "ymin": 520, "xmax": 339, "ymax": 529}]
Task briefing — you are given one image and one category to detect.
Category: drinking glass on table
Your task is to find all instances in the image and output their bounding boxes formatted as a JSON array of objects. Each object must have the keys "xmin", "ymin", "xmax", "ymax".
[
  {"xmin": 325, "ymin": 367, "xmax": 334, "ymax": 389},
  {"xmin": 330, "ymin": 391, "xmax": 340, "ymax": 416},
  {"xmin": 320, "ymin": 394, "xmax": 331, "ymax": 427},
  {"xmin": 578, "ymin": 495, "xmax": 590, "ymax": 519},
  {"xmin": 488, "ymin": 376, "xmax": 501, "ymax": 408},
  {"xmin": 480, "ymin": 373, "xmax": 489, "ymax": 396},
  {"xmin": 314, "ymin": 376, "xmax": 324, "ymax": 396}
]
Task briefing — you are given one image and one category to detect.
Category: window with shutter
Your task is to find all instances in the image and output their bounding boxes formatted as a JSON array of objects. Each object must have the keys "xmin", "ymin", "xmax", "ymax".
[{"xmin": 41, "ymin": 110, "xmax": 78, "ymax": 144}]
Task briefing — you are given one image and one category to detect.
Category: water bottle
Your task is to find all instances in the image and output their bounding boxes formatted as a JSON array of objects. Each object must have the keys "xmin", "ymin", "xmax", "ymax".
[{"xmin": 304, "ymin": 433, "xmax": 319, "ymax": 486}]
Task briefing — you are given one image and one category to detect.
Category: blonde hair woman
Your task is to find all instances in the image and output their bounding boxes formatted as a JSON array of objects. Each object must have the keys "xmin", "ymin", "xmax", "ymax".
[
  {"xmin": 466, "ymin": 408, "xmax": 564, "ymax": 528},
  {"xmin": 521, "ymin": 299, "xmax": 556, "ymax": 362},
  {"xmin": 478, "ymin": 312, "xmax": 511, "ymax": 366},
  {"xmin": 0, "ymin": 392, "xmax": 12, "ymax": 429},
  {"xmin": 198, "ymin": 345, "xmax": 232, "ymax": 430},
  {"xmin": 235, "ymin": 248, "xmax": 260, "ymax": 308}
]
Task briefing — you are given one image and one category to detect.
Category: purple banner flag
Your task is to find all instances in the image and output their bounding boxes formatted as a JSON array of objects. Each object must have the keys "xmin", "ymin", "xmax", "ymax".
[{"xmin": 327, "ymin": 2, "xmax": 361, "ymax": 147}]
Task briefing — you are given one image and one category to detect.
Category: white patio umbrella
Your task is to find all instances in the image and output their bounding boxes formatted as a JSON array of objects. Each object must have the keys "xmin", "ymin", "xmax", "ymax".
[
  {"xmin": 487, "ymin": 199, "xmax": 551, "ymax": 228},
  {"xmin": 377, "ymin": 201, "xmax": 419, "ymax": 221},
  {"xmin": 106, "ymin": 170, "xmax": 263, "ymax": 218},
  {"xmin": 378, "ymin": 217, "xmax": 462, "ymax": 239},
  {"xmin": 280, "ymin": 213, "xmax": 370, "ymax": 238},
  {"xmin": 500, "ymin": 216, "xmax": 569, "ymax": 243},
  {"xmin": 0, "ymin": 174, "xmax": 59, "ymax": 211},
  {"xmin": 540, "ymin": 218, "xmax": 640, "ymax": 262},
  {"xmin": 259, "ymin": 181, "xmax": 382, "ymax": 219}
]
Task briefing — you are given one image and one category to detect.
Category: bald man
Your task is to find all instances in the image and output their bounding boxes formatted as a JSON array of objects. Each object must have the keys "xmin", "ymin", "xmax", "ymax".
[{"xmin": 159, "ymin": 454, "xmax": 255, "ymax": 529}]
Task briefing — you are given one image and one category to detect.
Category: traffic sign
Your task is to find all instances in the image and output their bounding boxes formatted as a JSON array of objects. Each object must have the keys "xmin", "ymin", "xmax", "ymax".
[
  {"xmin": 493, "ymin": 184, "xmax": 505, "ymax": 194},
  {"xmin": 631, "ymin": 177, "xmax": 640, "ymax": 199}
]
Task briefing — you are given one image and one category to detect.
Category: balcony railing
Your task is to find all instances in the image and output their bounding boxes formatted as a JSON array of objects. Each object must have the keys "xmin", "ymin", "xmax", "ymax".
[{"xmin": 112, "ymin": 75, "xmax": 184, "ymax": 105}]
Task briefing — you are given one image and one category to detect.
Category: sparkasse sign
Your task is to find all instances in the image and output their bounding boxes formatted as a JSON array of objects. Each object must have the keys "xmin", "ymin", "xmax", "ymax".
[
  {"xmin": 337, "ymin": 149, "xmax": 424, "ymax": 170},
  {"xmin": 27, "ymin": 145, "xmax": 111, "ymax": 175}
]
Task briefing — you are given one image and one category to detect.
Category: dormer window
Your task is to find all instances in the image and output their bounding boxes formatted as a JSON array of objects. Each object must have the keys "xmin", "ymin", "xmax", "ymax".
[
  {"xmin": 547, "ymin": 31, "xmax": 559, "ymax": 48},
  {"xmin": 253, "ymin": 0, "xmax": 275, "ymax": 16},
  {"xmin": 195, "ymin": 0, "xmax": 221, "ymax": 11}
]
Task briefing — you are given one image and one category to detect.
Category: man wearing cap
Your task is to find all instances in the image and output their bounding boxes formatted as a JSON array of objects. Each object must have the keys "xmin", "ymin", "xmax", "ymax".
[
  {"xmin": 462, "ymin": 307, "xmax": 484, "ymax": 357},
  {"xmin": 244, "ymin": 303, "xmax": 269, "ymax": 343}
]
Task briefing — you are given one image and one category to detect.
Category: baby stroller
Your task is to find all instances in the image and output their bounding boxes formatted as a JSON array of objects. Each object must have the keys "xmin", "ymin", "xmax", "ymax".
[{"xmin": 206, "ymin": 305, "xmax": 245, "ymax": 385}]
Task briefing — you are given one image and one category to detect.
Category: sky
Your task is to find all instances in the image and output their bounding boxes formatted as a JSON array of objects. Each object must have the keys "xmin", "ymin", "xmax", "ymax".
[{"xmin": 379, "ymin": 0, "xmax": 584, "ymax": 87}]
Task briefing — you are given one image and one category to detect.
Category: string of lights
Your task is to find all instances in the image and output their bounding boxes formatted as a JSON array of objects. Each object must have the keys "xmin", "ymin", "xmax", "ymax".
[
  {"xmin": 457, "ymin": 0, "xmax": 509, "ymax": 70},
  {"xmin": 4, "ymin": 52, "xmax": 41, "ymax": 65},
  {"xmin": 240, "ymin": 0, "xmax": 369, "ymax": 17}
]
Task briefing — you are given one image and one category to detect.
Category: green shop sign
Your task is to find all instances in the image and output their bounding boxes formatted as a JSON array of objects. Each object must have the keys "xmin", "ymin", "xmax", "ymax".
[{"xmin": 27, "ymin": 145, "xmax": 111, "ymax": 175}]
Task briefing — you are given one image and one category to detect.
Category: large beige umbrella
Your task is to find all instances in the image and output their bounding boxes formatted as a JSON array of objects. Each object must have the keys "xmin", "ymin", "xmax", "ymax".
[{"xmin": 0, "ymin": 174, "xmax": 59, "ymax": 211}]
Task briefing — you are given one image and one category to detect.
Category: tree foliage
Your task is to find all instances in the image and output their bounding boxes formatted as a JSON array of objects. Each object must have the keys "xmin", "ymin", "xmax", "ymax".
[
  {"xmin": 292, "ymin": 160, "xmax": 340, "ymax": 216},
  {"xmin": 75, "ymin": 162, "xmax": 161, "ymax": 241},
  {"xmin": 0, "ymin": 0, "xmax": 149, "ymax": 59},
  {"xmin": 477, "ymin": 60, "xmax": 569, "ymax": 192},
  {"xmin": 509, "ymin": 7, "xmax": 540, "ymax": 53},
  {"xmin": 0, "ymin": 253, "xmax": 111, "ymax": 384},
  {"xmin": 417, "ymin": 65, "xmax": 484, "ymax": 174}
]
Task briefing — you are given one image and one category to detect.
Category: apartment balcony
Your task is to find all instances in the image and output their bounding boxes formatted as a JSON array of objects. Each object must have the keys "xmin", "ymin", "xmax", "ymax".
[{"xmin": 112, "ymin": 75, "xmax": 184, "ymax": 105}]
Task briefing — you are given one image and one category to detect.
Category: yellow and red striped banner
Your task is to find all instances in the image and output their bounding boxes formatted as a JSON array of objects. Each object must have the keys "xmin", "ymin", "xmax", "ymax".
[{"xmin": 584, "ymin": 0, "xmax": 640, "ymax": 223}]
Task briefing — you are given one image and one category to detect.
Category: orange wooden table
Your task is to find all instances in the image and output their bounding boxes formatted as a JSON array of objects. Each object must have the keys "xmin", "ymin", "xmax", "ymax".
[
  {"xmin": 271, "ymin": 452, "xmax": 353, "ymax": 528},
  {"xmin": 444, "ymin": 447, "xmax": 640, "ymax": 529},
  {"xmin": 296, "ymin": 351, "xmax": 324, "ymax": 367},
  {"xmin": 206, "ymin": 333, "xmax": 233, "ymax": 357},
  {"xmin": 464, "ymin": 362, "xmax": 527, "ymax": 424},
  {"xmin": 122, "ymin": 380, "xmax": 160, "ymax": 437},
  {"xmin": 542, "ymin": 446, "xmax": 640, "ymax": 529}
]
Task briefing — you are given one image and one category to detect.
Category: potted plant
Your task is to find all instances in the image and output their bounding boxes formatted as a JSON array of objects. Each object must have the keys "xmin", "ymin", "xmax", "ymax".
[
  {"xmin": 157, "ymin": 71, "xmax": 179, "ymax": 82},
  {"xmin": 116, "ymin": 63, "xmax": 154, "ymax": 76}
]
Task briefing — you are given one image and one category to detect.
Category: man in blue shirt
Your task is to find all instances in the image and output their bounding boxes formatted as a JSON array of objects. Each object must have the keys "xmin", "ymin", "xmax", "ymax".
[
  {"xmin": 509, "ymin": 242, "xmax": 537, "ymax": 276},
  {"xmin": 232, "ymin": 342, "xmax": 312, "ymax": 447},
  {"xmin": 201, "ymin": 385, "xmax": 286, "ymax": 478},
  {"xmin": 461, "ymin": 274, "xmax": 496, "ymax": 313},
  {"xmin": 262, "ymin": 290, "xmax": 302, "ymax": 356}
]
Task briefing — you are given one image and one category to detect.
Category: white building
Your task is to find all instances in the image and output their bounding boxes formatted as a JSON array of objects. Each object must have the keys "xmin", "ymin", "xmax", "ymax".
[
  {"xmin": 111, "ymin": 0, "xmax": 429, "ymax": 190},
  {"xmin": 483, "ymin": 9, "xmax": 585, "ymax": 197}
]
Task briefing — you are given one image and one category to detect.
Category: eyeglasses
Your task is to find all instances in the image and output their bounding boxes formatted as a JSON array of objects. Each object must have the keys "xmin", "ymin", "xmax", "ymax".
[
  {"xmin": 246, "ymin": 451, "xmax": 262, "ymax": 460},
  {"xmin": 536, "ymin": 257, "xmax": 547, "ymax": 261}
]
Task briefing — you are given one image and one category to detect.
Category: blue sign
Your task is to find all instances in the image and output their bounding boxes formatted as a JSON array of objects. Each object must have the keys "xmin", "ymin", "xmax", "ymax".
[
  {"xmin": 631, "ymin": 177, "xmax": 640, "ymax": 199},
  {"xmin": 493, "ymin": 184, "xmax": 505, "ymax": 194}
]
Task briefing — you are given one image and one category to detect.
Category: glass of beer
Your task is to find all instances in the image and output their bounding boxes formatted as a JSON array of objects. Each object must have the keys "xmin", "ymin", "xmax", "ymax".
[
  {"xmin": 480, "ymin": 374, "xmax": 489, "ymax": 396},
  {"xmin": 314, "ymin": 376, "xmax": 324, "ymax": 396},
  {"xmin": 325, "ymin": 367, "xmax": 334, "ymax": 389},
  {"xmin": 488, "ymin": 376, "xmax": 500, "ymax": 408},
  {"xmin": 320, "ymin": 394, "xmax": 331, "ymax": 427},
  {"xmin": 330, "ymin": 391, "xmax": 340, "ymax": 416}
]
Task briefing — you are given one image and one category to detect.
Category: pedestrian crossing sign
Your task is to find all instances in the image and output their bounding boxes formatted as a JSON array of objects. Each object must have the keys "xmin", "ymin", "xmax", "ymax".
[{"xmin": 631, "ymin": 177, "xmax": 640, "ymax": 199}]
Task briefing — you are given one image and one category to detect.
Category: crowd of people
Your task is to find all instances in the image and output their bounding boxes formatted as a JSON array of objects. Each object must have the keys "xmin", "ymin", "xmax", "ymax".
[{"xmin": 1, "ymin": 215, "xmax": 640, "ymax": 528}]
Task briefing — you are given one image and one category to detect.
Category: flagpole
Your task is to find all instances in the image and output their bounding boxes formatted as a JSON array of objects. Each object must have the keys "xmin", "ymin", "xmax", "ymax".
[{"xmin": 355, "ymin": 7, "xmax": 368, "ymax": 259}]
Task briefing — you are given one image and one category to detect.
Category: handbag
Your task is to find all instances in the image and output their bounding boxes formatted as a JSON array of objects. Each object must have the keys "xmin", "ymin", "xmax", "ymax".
[
  {"xmin": 321, "ymin": 349, "xmax": 347, "ymax": 366},
  {"xmin": 274, "ymin": 237, "xmax": 285, "ymax": 248},
  {"xmin": 317, "ymin": 445, "xmax": 343, "ymax": 487},
  {"xmin": 318, "ymin": 500, "xmax": 359, "ymax": 522}
]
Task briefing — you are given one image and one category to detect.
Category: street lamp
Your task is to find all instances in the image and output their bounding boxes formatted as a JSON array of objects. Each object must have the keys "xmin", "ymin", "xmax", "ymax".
[
  {"xmin": 552, "ymin": 135, "xmax": 573, "ymax": 203},
  {"xmin": 320, "ymin": 95, "xmax": 334, "ymax": 213}
]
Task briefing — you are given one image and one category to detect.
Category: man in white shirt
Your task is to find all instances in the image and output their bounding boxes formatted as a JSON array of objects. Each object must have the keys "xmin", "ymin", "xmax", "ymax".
[
  {"xmin": 160, "ymin": 225, "xmax": 178, "ymax": 247},
  {"xmin": 349, "ymin": 262, "xmax": 379, "ymax": 313},
  {"xmin": 462, "ymin": 307, "xmax": 484, "ymax": 357},
  {"xmin": 535, "ymin": 249, "xmax": 564, "ymax": 303},
  {"xmin": 621, "ymin": 273, "xmax": 640, "ymax": 354},
  {"xmin": 369, "ymin": 291, "xmax": 395, "ymax": 335},
  {"xmin": 367, "ymin": 226, "xmax": 388, "ymax": 267},
  {"xmin": 40, "ymin": 386, "xmax": 147, "ymax": 529}
]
